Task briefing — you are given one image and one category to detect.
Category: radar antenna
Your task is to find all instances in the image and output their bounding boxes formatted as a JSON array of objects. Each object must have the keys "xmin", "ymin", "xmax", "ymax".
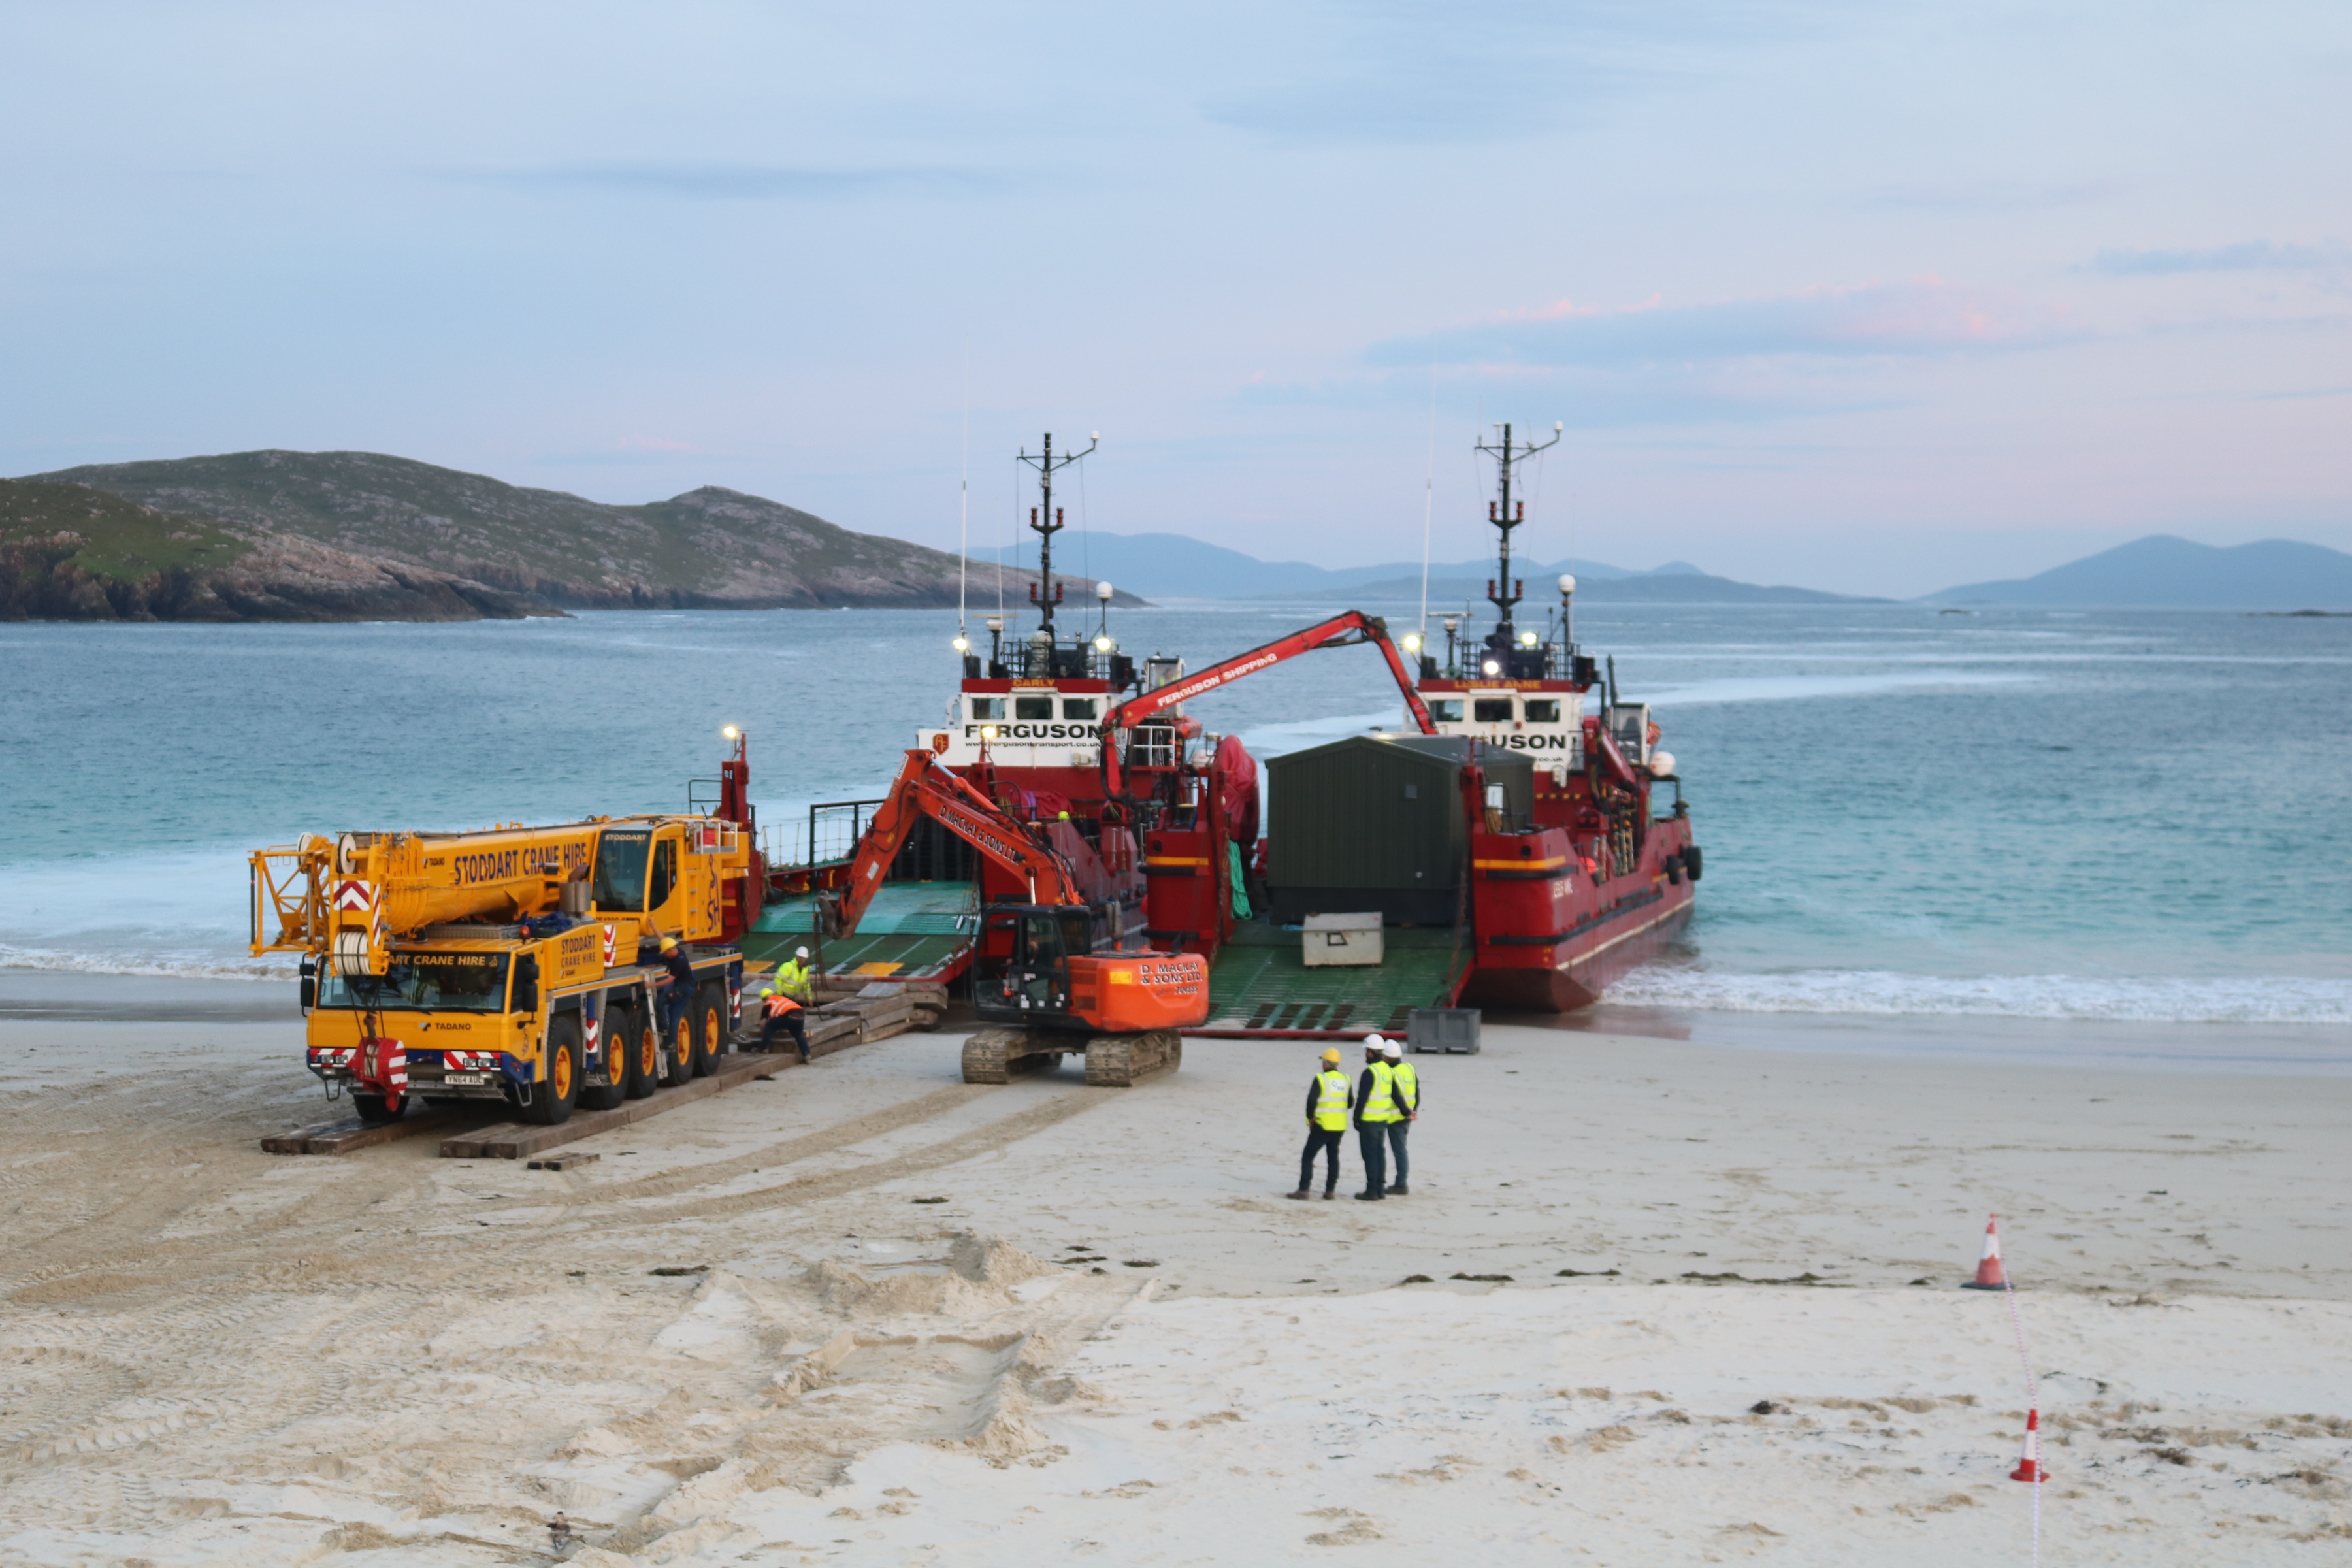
[
  {"xmin": 1015, "ymin": 431, "xmax": 1098, "ymax": 634},
  {"xmin": 1475, "ymin": 419, "xmax": 1563, "ymax": 648}
]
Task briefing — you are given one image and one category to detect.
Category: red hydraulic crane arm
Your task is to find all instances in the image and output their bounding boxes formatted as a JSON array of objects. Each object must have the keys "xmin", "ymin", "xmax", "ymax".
[
  {"xmin": 834, "ymin": 749, "xmax": 1085, "ymax": 936},
  {"xmin": 1096, "ymin": 609, "xmax": 1437, "ymax": 804}
]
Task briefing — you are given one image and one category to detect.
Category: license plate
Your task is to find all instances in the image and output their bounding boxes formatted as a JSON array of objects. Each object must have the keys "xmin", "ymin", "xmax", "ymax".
[{"xmin": 445, "ymin": 1073, "xmax": 487, "ymax": 1085}]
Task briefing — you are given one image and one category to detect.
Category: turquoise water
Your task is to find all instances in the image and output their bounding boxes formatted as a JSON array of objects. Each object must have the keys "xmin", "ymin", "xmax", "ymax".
[{"xmin": 3, "ymin": 603, "xmax": 2348, "ymax": 1025}]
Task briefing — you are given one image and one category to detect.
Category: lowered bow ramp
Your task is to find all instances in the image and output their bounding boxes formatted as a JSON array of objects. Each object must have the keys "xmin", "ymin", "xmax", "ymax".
[{"xmin": 1190, "ymin": 923, "xmax": 1465, "ymax": 1038}]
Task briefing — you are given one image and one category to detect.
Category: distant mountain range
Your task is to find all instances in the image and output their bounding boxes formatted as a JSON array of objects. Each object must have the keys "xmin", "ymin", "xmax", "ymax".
[
  {"xmin": 1923, "ymin": 535, "xmax": 2352, "ymax": 609},
  {"xmin": 12, "ymin": 449, "xmax": 2347, "ymax": 621},
  {"xmin": 6, "ymin": 450, "xmax": 1125, "ymax": 621},
  {"xmin": 1063, "ymin": 529, "xmax": 1862, "ymax": 604}
]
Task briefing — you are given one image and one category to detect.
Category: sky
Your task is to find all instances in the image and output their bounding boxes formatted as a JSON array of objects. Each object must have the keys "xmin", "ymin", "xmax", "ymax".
[{"xmin": 3, "ymin": 1, "xmax": 2347, "ymax": 598}]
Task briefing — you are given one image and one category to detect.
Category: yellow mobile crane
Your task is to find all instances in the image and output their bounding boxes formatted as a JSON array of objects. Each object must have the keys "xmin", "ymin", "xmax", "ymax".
[{"xmin": 251, "ymin": 745, "xmax": 759, "ymax": 1126}]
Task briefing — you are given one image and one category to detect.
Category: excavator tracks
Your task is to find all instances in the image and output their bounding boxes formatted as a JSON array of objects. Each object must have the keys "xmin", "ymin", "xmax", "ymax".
[
  {"xmin": 960, "ymin": 1027, "xmax": 1181, "ymax": 1087},
  {"xmin": 1080, "ymin": 1028, "xmax": 1182, "ymax": 1087}
]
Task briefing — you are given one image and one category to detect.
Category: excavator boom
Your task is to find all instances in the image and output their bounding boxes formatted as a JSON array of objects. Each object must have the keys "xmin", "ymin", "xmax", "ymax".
[
  {"xmin": 834, "ymin": 749, "xmax": 1086, "ymax": 937},
  {"xmin": 1096, "ymin": 608, "xmax": 1436, "ymax": 805}
]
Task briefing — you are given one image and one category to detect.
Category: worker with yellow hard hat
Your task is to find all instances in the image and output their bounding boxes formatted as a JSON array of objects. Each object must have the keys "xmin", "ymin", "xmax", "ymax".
[
  {"xmin": 651, "ymin": 931, "xmax": 696, "ymax": 1044},
  {"xmin": 1286, "ymin": 1045, "xmax": 1353, "ymax": 1200},
  {"xmin": 1352, "ymin": 1034, "xmax": 1403, "ymax": 1201}
]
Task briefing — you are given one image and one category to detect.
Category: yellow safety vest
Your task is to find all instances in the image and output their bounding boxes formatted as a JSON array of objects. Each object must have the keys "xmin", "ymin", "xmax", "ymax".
[
  {"xmin": 1361, "ymin": 1060, "xmax": 1401, "ymax": 1123},
  {"xmin": 766, "ymin": 958, "xmax": 812, "ymax": 1003},
  {"xmin": 1312, "ymin": 1070, "xmax": 1350, "ymax": 1131},
  {"xmin": 1390, "ymin": 1060, "xmax": 1418, "ymax": 1113}
]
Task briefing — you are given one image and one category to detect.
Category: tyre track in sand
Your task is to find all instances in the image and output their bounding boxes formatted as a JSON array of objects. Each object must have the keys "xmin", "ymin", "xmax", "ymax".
[{"xmin": 0, "ymin": 1060, "xmax": 1134, "ymax": 1554}]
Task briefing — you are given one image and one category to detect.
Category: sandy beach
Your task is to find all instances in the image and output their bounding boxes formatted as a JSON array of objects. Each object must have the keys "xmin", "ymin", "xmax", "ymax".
[{"xmin": 1, "ymin": 992, "xmax": 2347, "ymax": 1565}]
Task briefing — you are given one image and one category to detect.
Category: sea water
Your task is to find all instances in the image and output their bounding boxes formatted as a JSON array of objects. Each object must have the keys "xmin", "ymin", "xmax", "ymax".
[{"xmin": 3, "ymin": 603, "xmax": 2347, "ymax": 1038}]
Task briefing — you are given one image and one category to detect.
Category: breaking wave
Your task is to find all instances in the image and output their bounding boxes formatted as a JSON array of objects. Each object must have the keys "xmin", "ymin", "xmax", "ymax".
[
  {"xmin": 0, "ymin": 944, "xmax": 295, "ymax": 982},
  {"xmin": 1612, "ymin": 966, "xmax": 2352, "ymax": 1025}
]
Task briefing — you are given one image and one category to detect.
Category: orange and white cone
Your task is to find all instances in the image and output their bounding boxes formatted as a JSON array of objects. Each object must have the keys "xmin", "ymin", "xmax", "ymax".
[
  {"xmin": 1961, "ymin": 1213, "xmax": 2010, "ymax": 1290},
  {"xmin": 2009, "ymin": 1407, "xmax": 2045, "ymax": 1482}
]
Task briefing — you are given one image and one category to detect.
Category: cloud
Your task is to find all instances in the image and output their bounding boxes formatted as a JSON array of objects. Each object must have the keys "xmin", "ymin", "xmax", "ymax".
[
  {"xmin": 1864, "ymin": 178, "xmax": 2124, "ymax": 212},
  {"xmin": 1198, "ymin": 1, "xmax": 1837, "ymax": 146},
  {"xmin": 1374, "ymin": 280, "xmax": 2078, "ymax": 371},
  {"xmin": 2087, "ymin": 240, "xmax": 2344, "ymax": 276},
  {"xmin": 455, "ymin": 163, "xmax": 998, "ymax": 201}
]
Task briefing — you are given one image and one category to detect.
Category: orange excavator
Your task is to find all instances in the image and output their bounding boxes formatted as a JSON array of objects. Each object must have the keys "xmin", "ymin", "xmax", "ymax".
[{"xmin": 833, "ymin": 748, "xmax": 1209, "ymax": 1085}]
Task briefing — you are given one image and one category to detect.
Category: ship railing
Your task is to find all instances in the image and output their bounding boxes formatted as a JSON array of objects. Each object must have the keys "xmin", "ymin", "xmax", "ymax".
[{"xmin": 761, "ymin": 799, "xmax": 887, "ymax": 871}]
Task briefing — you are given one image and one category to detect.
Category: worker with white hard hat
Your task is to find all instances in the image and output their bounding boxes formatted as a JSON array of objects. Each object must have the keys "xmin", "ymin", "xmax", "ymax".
[
  {"xmin": 1380, "ymin": 1039, "xmax": 1418, "ymax": 1196},
  {"xmin": 1352, "ymin": 1034, "xmax": 1403, "ymax": 1200},
  {"xmin": 1287, "ymin": 1045, "xmax": 1354, "ymax": 1200},
  {"xmin": 758, "ymin": 945, "xmax": 814, "ymax": 1062}
]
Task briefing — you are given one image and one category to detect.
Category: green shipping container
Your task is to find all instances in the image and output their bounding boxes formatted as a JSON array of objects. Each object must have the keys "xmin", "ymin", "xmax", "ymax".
[{"xmin": 1264, "ymin": 736, "xmax": 1533, "ymax": 926}]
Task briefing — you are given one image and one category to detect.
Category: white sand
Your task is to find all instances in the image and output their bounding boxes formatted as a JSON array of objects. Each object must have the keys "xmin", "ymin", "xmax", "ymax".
[{"xmin": 0, "ymin": 1011, "xmax": 2347, "ymax": 1564}]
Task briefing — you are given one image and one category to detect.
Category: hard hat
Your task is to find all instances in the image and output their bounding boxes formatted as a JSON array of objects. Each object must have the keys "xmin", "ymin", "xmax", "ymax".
[
  {"xmin": 795, "ymin": 946, "xmax": 810, "ymax": 959},
  {"xmin": 1363, "ymin": 1033, "xmax": 1384, "ymax": 1051},
  {"xmin": 659, "ymin": 936, "xmax": 677, "ymax": 952},
  {"xmin": 1382, "ymin": 1041, "xmax": 1403, "ymax": 1060},
  {"xmin": 1320, "ymin": 1047, "xmax": 1342, "ymax": 1064}
]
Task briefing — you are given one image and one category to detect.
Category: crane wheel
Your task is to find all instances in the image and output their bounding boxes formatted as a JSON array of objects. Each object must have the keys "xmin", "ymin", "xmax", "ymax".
[
  {"xmin": 961, "ymin": 1027, "xmax": 1073, "ymax": 1084},
  {"xmin": 622, "ymin": 1009, "xmax": 660, "ymax": 1100},
  {"xmin": 522, "ymin": 1014, "xmax": 582, "ymax": 1125},
  {"xmin": 691, "ymin": 983, "xmax": 727, "ymax": 1076},
  {"xmin": 1083, "ymin": 1030, "xmax": 1182, "ymax": 1088},
  {"xmin": 661, "ymin": 1007, "xmax": 694, "ymax": 1089},
  {"xmin": 353, "ymin": 1092, "xmax": 404, "ymax": 1126},
  {"xmin": 578, "ymin": 1009, "xmax": 628, "ymax": 1112}
]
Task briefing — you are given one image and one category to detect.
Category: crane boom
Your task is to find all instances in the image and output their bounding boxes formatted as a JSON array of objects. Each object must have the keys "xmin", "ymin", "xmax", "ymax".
[
  {"xmin": 834, "ymin": 749, "xmax": 1086, "ymax": 936},
  {"xmin": 1094, "ymin": 608, "xmax": 1437, "ymax": 806}
]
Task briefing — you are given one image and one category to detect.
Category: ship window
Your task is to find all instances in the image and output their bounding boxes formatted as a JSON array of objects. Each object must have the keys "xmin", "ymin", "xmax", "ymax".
[
  {"xmin": 1426, "ymin": 699, "xmax": 1462, "ymax": 723},
  {"xmin": 1474, "ymin": 698, "xmax": 1514, "ymax": 723},
  {"xmin": 1524, "ymin": 699, "xmax": 1561, "ymax": 723},
  {"xmin": 1062, "ymin": 698, "xmax": 1098, "ymax": 720},
  {"xmin": 1014, "ymin": 696, "xmax": 1054, "ymax": 721},
  {"xmin": 970, "ymin": 697, "xmax": 1005, "ymax": 721}
]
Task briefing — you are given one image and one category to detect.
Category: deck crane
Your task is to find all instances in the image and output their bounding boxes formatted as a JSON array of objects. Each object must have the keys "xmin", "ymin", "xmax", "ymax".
[
  {"xmin": 1094, "ymin": 608, "xmax": 1437, "ymax": 815},
  {"xmin": 832, "ymin": 748, "xmax": 1209, "ymax": 1085},
  {"xmin": 1080, "ymin": 610, "xmax": 1439, "ymax": 960}
]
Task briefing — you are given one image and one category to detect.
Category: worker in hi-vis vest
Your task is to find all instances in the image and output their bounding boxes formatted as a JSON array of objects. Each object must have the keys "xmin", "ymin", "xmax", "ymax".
[
  {"xmin": 1287, "ymin": 1046, "xmax": 1353, "ymax": 1200},
  {"xmin": 758, "ymin": 946, "xmax": 814, "ymax": 1062},
  {"xmin": 1352, "ymin": 1034, "xmax": 1403, "ymax": 1200},
  {"xmin": 1380, "ymin": 1039, "xmax": 1418, "ymax": 1196}
]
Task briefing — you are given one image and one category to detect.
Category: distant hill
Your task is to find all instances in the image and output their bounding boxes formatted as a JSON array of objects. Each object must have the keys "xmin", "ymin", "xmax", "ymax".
[
  {"xmin": 1924, "ymin": 535, "xmax": 2352, "ymax": 609},
  {"xmin": 1061, "ymin": 529, "xmax": 1639, "ymax": 599},
  {"xmin": 1267, "ymin": 568, "xmax": 1872, "ymax": 606},
  {"xmin": 22, "ymin": 449, "xmax": 1128, "ymax": 619},
  {"xmin": 1, "ymin": 478, "xmax": 547, "ymax": 622}
]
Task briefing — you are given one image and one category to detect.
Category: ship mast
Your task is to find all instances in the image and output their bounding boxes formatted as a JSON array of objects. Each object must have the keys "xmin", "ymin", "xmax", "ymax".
[
  {"xmin": 1474, "ymin": 419, "xmax": 1562, "ymax": 650},
  {"xmin": 1015, "ymin": 431, "xmax": 1098, "ymax": 637}
]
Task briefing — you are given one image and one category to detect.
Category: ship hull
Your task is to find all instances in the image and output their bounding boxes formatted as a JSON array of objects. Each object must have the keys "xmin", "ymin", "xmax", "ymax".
[{"xmin": 1462, "ymin": 877, "xmax": 1694, "ymax": 1012}]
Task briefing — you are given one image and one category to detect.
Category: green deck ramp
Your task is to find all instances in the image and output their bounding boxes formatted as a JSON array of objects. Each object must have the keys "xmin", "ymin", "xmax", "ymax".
[
  {"xmin": 745, "ymin": 882, "xmax": 976, "ymax": 981},
  {"xmin": 1198, "ymin": 923, "xmax": 1465, "ymax": 1037}
]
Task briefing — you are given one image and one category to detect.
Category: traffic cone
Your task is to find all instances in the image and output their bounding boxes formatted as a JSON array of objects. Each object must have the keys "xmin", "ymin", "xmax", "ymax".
[
  {"xmin": 1960, "ymin": 1213, "xmax": 2010, "ymax": 1290},
  {"xmin": 2009, "ymin": 1408, "xmax": 2045, "ymax": 1482}
]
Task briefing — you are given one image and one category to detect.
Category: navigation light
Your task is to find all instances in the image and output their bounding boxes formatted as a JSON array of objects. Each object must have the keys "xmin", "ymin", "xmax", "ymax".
[
  {"xmin": 1519, "ymin": 629, "xmax": 1539, "ymax": 648},
  {"xmin": 952, "ymin": 635, "xmax": 970, "ymax": 652},
  {"xmin": 1401, "ymin": 632, "xmax": 1422, "ymax": 653},
  {"xmin": 1482, "ymin": 658, "xmax": 1501, "ymax": 676}
]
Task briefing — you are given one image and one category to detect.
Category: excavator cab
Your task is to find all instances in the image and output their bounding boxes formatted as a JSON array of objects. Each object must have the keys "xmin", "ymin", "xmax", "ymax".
[{"xmin": 975, "ymin": 903, "xmax": 1096, "ymax": 1026}]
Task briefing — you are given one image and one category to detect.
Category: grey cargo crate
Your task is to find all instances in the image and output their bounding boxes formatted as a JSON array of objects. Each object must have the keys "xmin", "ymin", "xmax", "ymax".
[{"xmin": 1408, "ymin": 1007, "xmax": 1480, "ymax": 1054}]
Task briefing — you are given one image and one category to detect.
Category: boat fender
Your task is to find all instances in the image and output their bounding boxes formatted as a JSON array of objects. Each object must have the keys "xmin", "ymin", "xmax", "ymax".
[
  {"xmin": 1684, "ymin": 844, "xmax": 1703, "ymax": 882},
  {"xmin": 1665, "ymin": 855, "xmax": 1684, "ymax": 886}
]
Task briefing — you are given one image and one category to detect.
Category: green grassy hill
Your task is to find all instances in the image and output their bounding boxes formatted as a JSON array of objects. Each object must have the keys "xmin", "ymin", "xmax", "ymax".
[
  {"xmin": 1, "ymin": 477, "xmax": 546, "ymax": 621},
  {"xmin": 31, "ymin": 449, "xmax": 1084, "ymax": 611}
]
